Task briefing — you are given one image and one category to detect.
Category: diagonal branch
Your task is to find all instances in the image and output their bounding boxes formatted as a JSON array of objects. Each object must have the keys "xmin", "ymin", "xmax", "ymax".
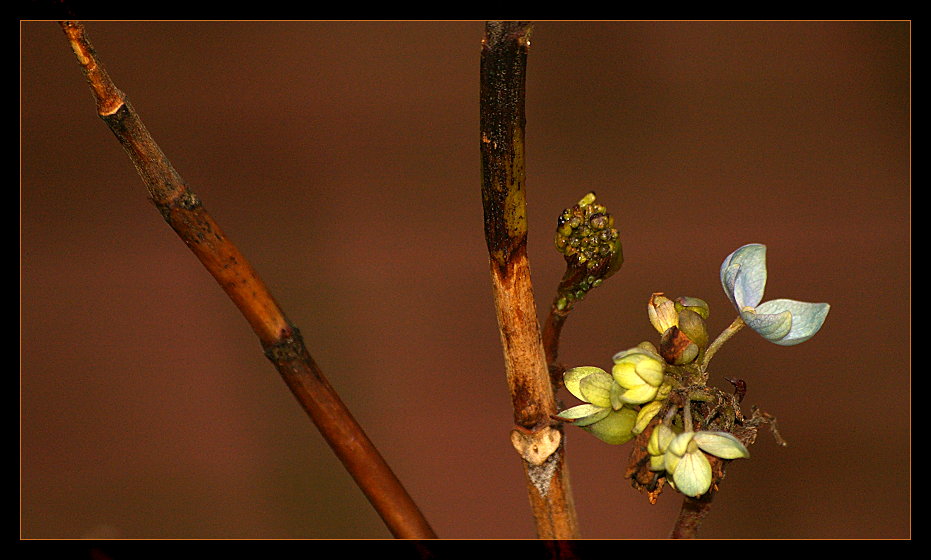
[
  {"xmin": 58, "ymin": 21, "xmax": 435, "ymax": 540},
  {"xmin": 479, "ymin": 20, "xmax": 580, "ymax": 539}
]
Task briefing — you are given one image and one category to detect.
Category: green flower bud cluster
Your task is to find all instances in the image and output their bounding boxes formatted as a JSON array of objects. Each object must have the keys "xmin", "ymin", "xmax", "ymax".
[
  {"xmin": 553, "ymin": 192, "xmax": 623, "ymax": 311},
  {"xmin": 556, "ymin": 343, "xmax": 674, "ymax": 445},
  {"xmin": 556, "ymin": 294, "xmax": 749, "ymax": 498}
]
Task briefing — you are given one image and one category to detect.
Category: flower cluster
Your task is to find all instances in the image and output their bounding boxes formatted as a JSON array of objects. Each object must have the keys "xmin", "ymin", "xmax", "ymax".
[
  {"xmin": 556, "ymin": 344, "xmax": 672, "ymax": 445},
  {"xmin": 556, "ymin": 243, "xmax": 830, "ymax": 499}
]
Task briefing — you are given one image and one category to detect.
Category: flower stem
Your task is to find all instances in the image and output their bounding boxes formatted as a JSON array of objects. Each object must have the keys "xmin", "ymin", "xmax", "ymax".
[{"xmin": 700, "ymin": 316, "xmax": 746, "ymax": 374}]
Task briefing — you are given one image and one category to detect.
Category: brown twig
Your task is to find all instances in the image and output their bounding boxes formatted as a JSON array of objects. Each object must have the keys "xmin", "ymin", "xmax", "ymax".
[
  {"xmin": 670, "ymin": 492, "xmax": 715, "ymax": 539},
  {"xmin": 480, "ymin": 20, "xmax": 580, "ymax": 539},
  {"xmin": 542, "ymin": 307, "xmax": 571, "ymax": 387},
  {"xmin": 58, "ymin": 21, "xmax": 435, "ymax": 540}
]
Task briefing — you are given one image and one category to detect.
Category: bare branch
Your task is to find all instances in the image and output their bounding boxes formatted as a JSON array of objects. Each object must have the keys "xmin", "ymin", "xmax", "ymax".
[
  {"xmin": 479, "ymin": 20, "xmax": 580, "ymax": 539},
  {"xmin": 58, "ymin": 21, "xmax": 435, "ymax": 539}
]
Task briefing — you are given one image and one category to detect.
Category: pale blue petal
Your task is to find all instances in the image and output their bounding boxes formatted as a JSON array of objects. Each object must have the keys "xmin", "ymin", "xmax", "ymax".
[
  {"xmin": 740, "ymin": 305, "xmax": 793, "ymax": 342},
  {"xmin": 733, "ymin": 264, "xmax": 767, "ymax": 309},
  {"xmin": 756, "ymin": 299, "xmax": 830, "ymax": 346},
  {"xmin": 720, "ymin": 244, "xmax": 767, "ymax": 309}
]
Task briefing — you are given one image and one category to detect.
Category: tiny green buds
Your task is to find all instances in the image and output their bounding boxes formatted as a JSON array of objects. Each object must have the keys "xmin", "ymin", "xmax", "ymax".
[{"xmin": 552, "ymin": 192, "xmax": 623, "ymax": 311}]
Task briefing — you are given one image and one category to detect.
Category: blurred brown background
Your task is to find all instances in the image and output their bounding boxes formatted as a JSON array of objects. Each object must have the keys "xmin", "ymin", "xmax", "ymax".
[{"xmin": 21, "ymin": 21, "xmax": 910, "ymax": 539}]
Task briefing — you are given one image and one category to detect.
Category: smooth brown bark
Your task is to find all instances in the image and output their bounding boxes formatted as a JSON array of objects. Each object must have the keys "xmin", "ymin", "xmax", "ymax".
[{"xmin": 59, "ymin": 21, "xmax": 435, "ymax": 539}]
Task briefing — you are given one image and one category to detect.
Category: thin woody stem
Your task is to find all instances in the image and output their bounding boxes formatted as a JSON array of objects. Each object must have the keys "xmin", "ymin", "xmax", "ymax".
[
  {"xmin": 480, "ymin": 20, "xmax": 579, "ymax": 539},
  {"xmin": 542, "ymin": 307, "xmax": 570, "ymax": 387},
  {"xmin": 670, "ymin": 492, "xmax": 715, "ymax": 538},
  {"xmin": 675, "ymin": 316, "xmax": 747, "ymax": 538},
  {"xmin": 700, "ymin": 315, "xmax": 746, "ymax": 374},
  {"xmin": 59, "ymin": 21, "xmax": 435, "ymax": 539}
]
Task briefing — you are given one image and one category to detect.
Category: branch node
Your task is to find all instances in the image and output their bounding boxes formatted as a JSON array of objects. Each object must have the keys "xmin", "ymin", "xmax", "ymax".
[
  {"xmin": 510, "ymin": 425, "xmax": 561, "ymax": 467},
  {"xmin": 262, "ymin": 326, "xmax": 305, "ymax": 362}
]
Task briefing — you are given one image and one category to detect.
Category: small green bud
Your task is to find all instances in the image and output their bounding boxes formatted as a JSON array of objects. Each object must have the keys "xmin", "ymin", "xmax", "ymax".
[
  {"xmin": 577, "ymin": 192, "xmax": 597, "ymax": 207},
  {"xmin": 611, "ymin": 347, "xmax": 666, "ymax": 404},
  {"xmin": 582, "ymin": 406, "xmax": 638, "ymax": 445},
  {"xmin": 676, "ymin": 308, "xmax": 709, "ymax": 349},
  {"xmin": 675, "ymin": 296, "xmax": 710, "ymax": 320},
  {"xmin": 648, "ymin": 293, "xmax": 679, "ymax": 335},
  {"xmin": 659, "ymin": 326, "xmax": 699, "ymax": 365},
  {"xmin": 633, "ymin": 400, "xmax": 663, "ymax": 434},
  {"xmin": 647, "ymin": 423, "xmax": 678, "ymax": 471}
]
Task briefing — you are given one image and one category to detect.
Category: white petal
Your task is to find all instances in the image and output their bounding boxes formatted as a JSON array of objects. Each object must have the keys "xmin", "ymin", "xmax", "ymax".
[
  {"xmin": 693, "ymin": 431, "xmax": 750, "ymax": 459},
  {"xmin": 672, "ymin": 451, "xmax": 713, "ymax": 497}
]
